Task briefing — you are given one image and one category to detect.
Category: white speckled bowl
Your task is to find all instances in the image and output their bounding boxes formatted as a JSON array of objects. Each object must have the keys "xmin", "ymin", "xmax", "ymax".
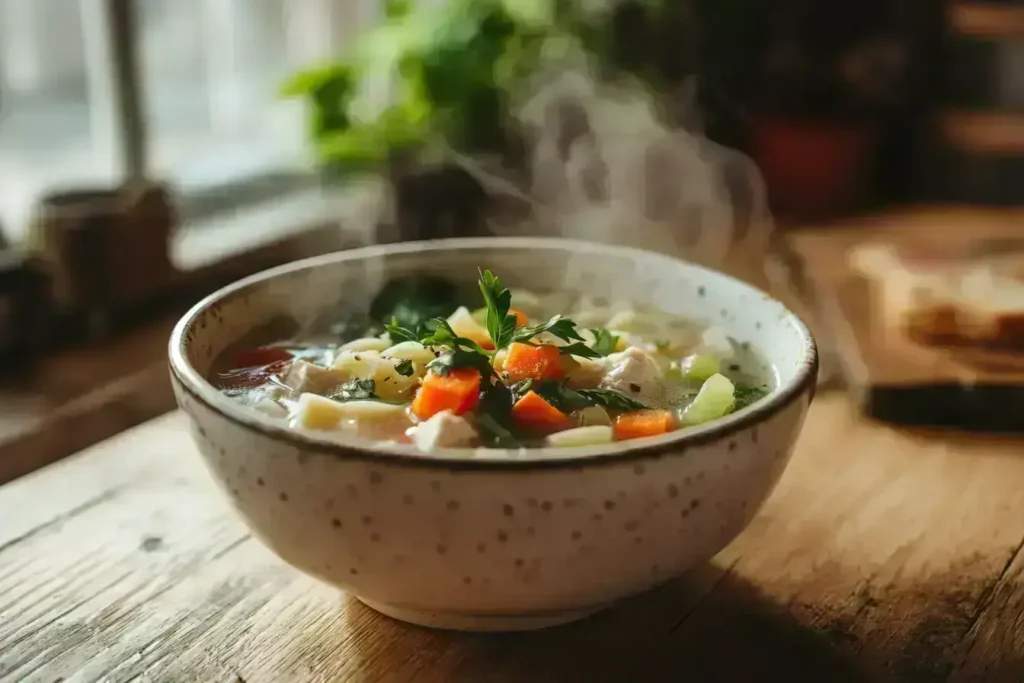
[{"xmin": 169, "ymin": 238, "xmax": 817, "ymax": 632}]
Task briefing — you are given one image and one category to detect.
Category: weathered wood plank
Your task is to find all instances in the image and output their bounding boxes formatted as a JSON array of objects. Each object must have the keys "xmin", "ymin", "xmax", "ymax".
[
  {"xmin": 949, "ymin": 538, "xmax": 1024, "ymax": 682},
  {"xmin": 2, "ymin": 394, "xmax": 1024, "ymax": 682}
]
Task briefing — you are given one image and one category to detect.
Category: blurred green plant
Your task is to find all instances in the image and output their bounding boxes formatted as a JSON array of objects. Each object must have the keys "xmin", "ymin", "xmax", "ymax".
[{"xmin": 281, "ymin": 0, "xmax": 687, "ymax": 172}]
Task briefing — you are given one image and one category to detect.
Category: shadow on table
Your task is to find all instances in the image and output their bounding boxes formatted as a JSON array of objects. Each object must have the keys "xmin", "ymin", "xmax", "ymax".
[{"xmin": 336, "ymin": 567, "xmax": 889, "ymax": 683}]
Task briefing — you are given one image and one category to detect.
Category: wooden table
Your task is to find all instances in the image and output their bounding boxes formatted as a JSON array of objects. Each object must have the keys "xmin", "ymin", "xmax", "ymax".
[{"xmin": 3, "ymin": 393, "xmax": 1024, "ymax": 683}]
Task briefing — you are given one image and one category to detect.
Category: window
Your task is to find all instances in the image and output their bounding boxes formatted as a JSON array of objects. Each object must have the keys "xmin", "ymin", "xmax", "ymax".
[{"xmin": 0, "ymin": 0, "xmax": 375, "ymax": 245}]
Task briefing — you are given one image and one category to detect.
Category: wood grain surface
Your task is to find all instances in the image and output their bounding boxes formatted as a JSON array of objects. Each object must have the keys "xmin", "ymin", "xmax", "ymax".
[{"xmin": 3, "ymin": 392, "xmax": 1024, "ymax": 682}]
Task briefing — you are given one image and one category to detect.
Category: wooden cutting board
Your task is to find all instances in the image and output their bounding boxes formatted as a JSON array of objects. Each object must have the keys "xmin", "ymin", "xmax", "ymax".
[{"xmin": 787, "ymin": 206, "xmax": 1024, "ymax": 432}]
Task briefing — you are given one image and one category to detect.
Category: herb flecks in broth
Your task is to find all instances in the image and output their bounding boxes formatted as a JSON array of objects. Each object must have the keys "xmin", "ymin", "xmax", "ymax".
[
  {"xmin": 393, "ymin": 359, "xmax": 415, "ymax": 377},
  {"xmin": 733, "ymin": 383, "xmax": 769, "ymax": 411},
  {"xmin": 212, "ymin": 268, "xmax": 774, "ymax": 452},
  {"xmin": 329, "ymin": 378, "xmax": 378, "ymax": 402}
]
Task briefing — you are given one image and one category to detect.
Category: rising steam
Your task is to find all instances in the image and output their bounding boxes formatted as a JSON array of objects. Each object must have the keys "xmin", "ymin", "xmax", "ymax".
[{"xmin": 357, "ymin": 53, "xmax": 833, "ymax": 383}]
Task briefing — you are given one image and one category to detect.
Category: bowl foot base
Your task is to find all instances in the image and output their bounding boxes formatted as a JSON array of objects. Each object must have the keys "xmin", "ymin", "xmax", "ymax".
[{"xmin": 357, "ymin": 597, "xmax": 608, "ymax": 632}]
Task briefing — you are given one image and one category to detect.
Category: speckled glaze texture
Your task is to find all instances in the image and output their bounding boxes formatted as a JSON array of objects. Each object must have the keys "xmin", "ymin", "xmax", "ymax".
[{"xmin": 169, "ymin": 238, "xmax": 817, "ymax": 632}]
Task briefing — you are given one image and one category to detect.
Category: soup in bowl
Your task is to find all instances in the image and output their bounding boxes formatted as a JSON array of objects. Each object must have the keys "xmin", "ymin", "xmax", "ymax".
[{"xmin": 169, "ymin": 238, "xmax": 817, "ymax": 631}]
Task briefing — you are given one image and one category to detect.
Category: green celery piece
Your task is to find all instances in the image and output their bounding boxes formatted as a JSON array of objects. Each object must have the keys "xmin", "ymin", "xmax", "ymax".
[{"xmin": 680, "ymin": 373, "xmax": 736, "ymax": 427}]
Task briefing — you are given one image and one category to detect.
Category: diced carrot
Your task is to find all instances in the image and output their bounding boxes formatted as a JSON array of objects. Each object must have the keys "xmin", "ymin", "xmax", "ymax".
[
  {"xmin": 508, "ymin": 308, "xmax": 529, "ymax": 328},
  {"xmin": 502, "ymin": 343, "xmax": 565, "ymax": 383},
  {"xmin": 613, "ymin": 410, "xmax": 676, "ymax": 441},
  {"xmin": 411, "ymin": 368, "xmax": 482, "ymax": 420},
  {"xmin": 512, "ymin": 390, "xmax": 574, "ymax": 433},
  {"xmin": 231, "ymin": 347, "xmax": 293, "ymax": 369}
]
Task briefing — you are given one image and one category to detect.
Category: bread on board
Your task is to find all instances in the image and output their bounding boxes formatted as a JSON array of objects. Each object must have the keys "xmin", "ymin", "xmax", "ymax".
[{"xmin": 850, "ymin": 241, "xmax": 1024, "ymax": 350}]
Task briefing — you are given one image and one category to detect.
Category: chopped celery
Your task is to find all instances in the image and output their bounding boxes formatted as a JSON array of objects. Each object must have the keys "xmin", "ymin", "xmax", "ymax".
[
  {"xmin": 680, "ymin": 373, "xmax": 735, "ymax": 426},
  {"xmin": 679, "ymin": 354, "xmax": 720, "ymax": 382},
  {"xmin": 576, "ymin": 405, "xmax": 612, "ymax": 427},
  {"xmin": 546, "ymin": 426, "xmax": 614, "ymax": 447}
]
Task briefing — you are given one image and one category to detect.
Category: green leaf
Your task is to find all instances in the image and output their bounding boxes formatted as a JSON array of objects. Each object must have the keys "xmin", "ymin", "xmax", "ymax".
[
  {"xmin": 577, "ymin": 388, "xmax": 648, "ymax": 412},
  {"xmin": 385, "ymin": 0, "xmax": 413, "ymax": 19},
  {"xmin": 329, "ymin": 379, "xmax": 378, "ymax": 402},
  {"xmin": 476, "ymin": 381, "xmax": 521, "ymax": 447},
  {"xmin": 530, "ymin": 380, "xmax": 590, "ymax": 413},
  {"xmin": 508, "ymin": 378, "xmax": 535, "ymax": 403},
  {"xmin": 590, "ymin": 328, "xmax": 620, "ymax": 356},
  {"xmin": 526, "ymin": 380, "xmax": 648, "ymax": 414},
  {"xmin": 478, "ymin": 269, "xmax": 515, "ymax": 349},
  {"xmin": 477, "ymin": 414, "xmax": 520, "ymax": 447},
  {"xmin": 500, "ymin": 0, "xmax": 555, "ymax": 27},
  {"xmin": 279, "ymin": 63, "xmax": 353, "ymax": 98},
  {"xmin": 316, "ymin": 129, "xmax": 388, "ymax": 165},
  {"xmin": 512, "ymin": 315, "xmax": 586, "ymax": 345},
  {"xmin": 394, "ymin": 358, "xmax": 415, "ymax": 377},
  {"xmin": 386, "ymin": 317, "xmax": 420, "ymax": 344},
  {"xmin": 558, "ymin": 342, "xmax": 603, "ymax": 360},
  {"xmin": 427, "ymin": 348, "xmax": 495, "ymax": 377},
  {"xmin": 420, "ymin": 318, "xmax": 492, "ymax": 355}
]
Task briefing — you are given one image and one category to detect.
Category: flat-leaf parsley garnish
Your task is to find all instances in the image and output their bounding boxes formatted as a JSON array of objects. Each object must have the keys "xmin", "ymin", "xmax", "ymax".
[
  {"xmin": 329, "ymin": 378, "xmax": 377, "ymax": 402},
  {"xmin": 590, "ymin": 327, "xmax": 620, "ymax": 356},
  {"xmin": 527, "ymin": 380, "xmax": 648, "ymax": 413},
  {"xmin": 478, "ymin": 269, "xmax": 517, "ymax": 349},
  {"xmin": 477, "ymin": 270, "xmax": 602, "ymax": 359}
]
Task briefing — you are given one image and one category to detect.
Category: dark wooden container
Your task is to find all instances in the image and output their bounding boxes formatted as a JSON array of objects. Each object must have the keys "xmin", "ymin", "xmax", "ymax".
[{"xmin": 25, "ymin": 181, "xmax": 177, "ymax": 337}]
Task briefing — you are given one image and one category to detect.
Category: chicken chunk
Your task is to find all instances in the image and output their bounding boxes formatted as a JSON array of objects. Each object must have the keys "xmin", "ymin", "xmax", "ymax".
[
  {"xmin": 564, "ymin": 356, "xmax": 610, "ymax": 389},
  {"xmin": 408, "ymin": 410, "xmax": 478, "ymax": 451},
  {"xmin": 600, "ymin": 347, "xmax": 664, "ymax": 402},
  {"xmin": 283, "ymin": 360, "xmax": 340, "ymax": 396}
]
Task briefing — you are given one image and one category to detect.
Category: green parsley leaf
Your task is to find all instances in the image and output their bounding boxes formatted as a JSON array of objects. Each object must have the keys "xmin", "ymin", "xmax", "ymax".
[
  {"xmin": 419, "ymin": 318, "xmax": 492, "ymax": 355},
  {"xmin": 329, "ymin": 378, "xmax": 378, "ymax": 402},
  {"xmin": 478, "ymin": 269, "xmax": 516, "ymax": 349},
  {"xmin": 427, "ymin": 348, "xmax": 495, "ymax": 377},
  {"xmin": 477, "ymin": 414, "xmax": 520, "ymax": 447},
  {"xmin": 508, "ymin": 379, "xmax": 535, "ymax": 403},
  {"xmin": 558, "ymin": 342, "xmax": 604, "ymax": 359},
  {"xmin": 530, "ymin": 380, "xmax": 590, "ymax": 413},
  {"xmin": 476, "ymin": 381, "xmax": 521, "ymax": 447},
  {"xmin": 525, "ymin": 380, "xmax": 648, "ymax": 414},
  {"xmin": 512, "ymin": 315, "xmax": 586, "ymax": 345},
  {"xmin": 576, "ymin": 388, "xmax": 649, "ymax": 412},
  {"xmin": 590, "ymin": 327, "xmax": 620, "ymax": 356},
  {"xmin": 386, "ymin": 317, "xmax": 420, "ymax": 344},
  {"xmin": 393, "ymin": 358, "xmax": 415, "ymax": 377}
]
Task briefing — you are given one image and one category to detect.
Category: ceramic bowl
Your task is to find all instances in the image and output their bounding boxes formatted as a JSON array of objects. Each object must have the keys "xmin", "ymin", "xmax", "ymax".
[{"xmin": 168, "ymin": 237, "xmax": 817, "ymax": 632}]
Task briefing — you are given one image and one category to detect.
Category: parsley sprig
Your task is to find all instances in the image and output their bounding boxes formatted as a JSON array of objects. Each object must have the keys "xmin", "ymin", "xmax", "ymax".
[
  {"xmin": 512, "ymin": 379, "xmax": 648, "ymax": 413},
  {"xmin": 383, "ymin": 271, "xmax": 644, "ymax": 415},
  {"xmin": 379, "ymin": 269, "xmax": 651, "ymax": 436},
  {"xmin": 589, "ymin": 327, "xmax": 620, "ymax": 356},
  {"xmin": 479, "ymin": 269, "xmax": 518, "ymax": 350},
  {"xmin": 386, "ymin": 270, "xmax": 609, "ymax": 375},
  {"xmin": 477, "ymin": 270, "xmax": 601, "ymax": 359}
]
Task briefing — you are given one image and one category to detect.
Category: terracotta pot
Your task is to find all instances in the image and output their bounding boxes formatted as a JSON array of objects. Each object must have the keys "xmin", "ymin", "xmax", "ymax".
[{"xmin": 750, "ymin": 118, "xmax": 873, "ymax": 219}]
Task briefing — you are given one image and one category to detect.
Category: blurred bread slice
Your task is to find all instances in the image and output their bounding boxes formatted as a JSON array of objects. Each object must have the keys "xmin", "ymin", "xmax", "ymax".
[{"xmin": 850, "ymin": 243, "xmax": 1024, "ymax": 349}]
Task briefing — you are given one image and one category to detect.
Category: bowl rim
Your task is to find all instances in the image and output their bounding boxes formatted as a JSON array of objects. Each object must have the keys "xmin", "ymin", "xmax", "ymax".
[{"xmin": 169, "ymin": 237, "xmax": 818, "ymax": 471}]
